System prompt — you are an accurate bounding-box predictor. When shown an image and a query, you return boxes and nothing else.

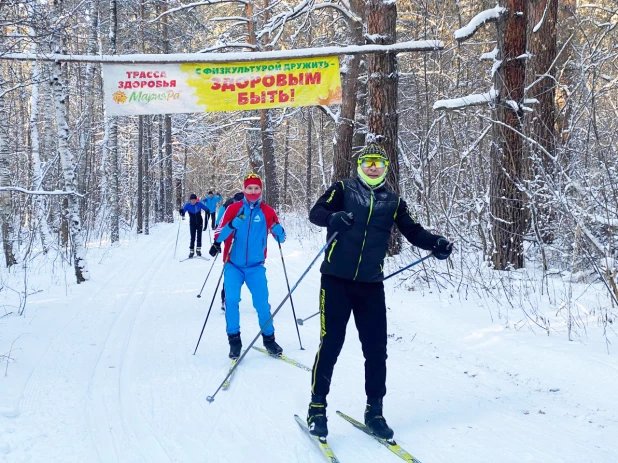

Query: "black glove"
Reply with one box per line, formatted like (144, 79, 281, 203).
(209, 242, 222, 257)
(327, 211, 354, 233)
(432, 236, 453, 260)
(178, 208, 183, 215)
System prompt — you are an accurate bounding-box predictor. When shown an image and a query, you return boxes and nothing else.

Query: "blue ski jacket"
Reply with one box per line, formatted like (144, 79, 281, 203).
(214, 198, 279, 267)
(181, 201, 209, 225)
(203, 194, 222, 213)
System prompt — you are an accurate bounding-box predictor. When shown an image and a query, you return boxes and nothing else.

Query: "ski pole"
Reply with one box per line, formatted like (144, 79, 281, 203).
(383, 253, 432, 281)
(197, 254, 218, 298)
(173, 215, 182, 259)
(296, 253, 433, 325)
(193, 264, 226, 355)
(206, 232, 338, 403)
(278, 241, 304, 350)
(296, 311, 319, 326)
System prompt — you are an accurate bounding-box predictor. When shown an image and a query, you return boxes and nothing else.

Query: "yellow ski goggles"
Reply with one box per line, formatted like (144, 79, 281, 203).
(358, 156, 389, 169)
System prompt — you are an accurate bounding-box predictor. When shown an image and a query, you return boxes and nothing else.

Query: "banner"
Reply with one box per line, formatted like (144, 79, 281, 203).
(102, 56, 342, 116)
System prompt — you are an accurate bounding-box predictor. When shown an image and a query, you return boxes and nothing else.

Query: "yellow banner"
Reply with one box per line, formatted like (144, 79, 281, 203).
(103, 56, 342, 116)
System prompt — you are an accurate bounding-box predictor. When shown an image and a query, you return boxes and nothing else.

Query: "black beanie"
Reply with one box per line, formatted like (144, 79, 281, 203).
(189, 194, 198, 200)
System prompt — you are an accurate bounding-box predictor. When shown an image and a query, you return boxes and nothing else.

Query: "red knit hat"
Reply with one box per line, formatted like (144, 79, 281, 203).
(244, 173, 262, 189)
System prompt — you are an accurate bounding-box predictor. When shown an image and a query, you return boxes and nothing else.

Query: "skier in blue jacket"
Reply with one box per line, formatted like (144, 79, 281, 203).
(203, 191, 222, 231)
(180, 194, 209, 258)
(216, 191, 244, 310)
(209, 174, 286, 359)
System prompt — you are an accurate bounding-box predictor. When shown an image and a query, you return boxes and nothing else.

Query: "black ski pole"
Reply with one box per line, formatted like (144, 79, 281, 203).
(296, 311, 319, 326)
(296, 252, 433, 325)
(206, 232, 338, 403)
(383, 253, 432, 281)
(278, 241, 304, 350)
(173, 215, 182, 259)
(193, 264, 226, 355)
(197, 255, 218, 298)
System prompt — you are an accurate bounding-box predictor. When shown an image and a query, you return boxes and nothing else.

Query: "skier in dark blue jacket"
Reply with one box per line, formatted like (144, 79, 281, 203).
(180, 194, 209, 258)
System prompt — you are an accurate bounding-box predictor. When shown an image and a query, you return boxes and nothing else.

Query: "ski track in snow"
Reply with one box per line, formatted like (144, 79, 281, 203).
(1, 221, 616, 462)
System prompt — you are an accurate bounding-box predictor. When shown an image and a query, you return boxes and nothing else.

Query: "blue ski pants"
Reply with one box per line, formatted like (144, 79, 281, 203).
(224, 262, 274, 336)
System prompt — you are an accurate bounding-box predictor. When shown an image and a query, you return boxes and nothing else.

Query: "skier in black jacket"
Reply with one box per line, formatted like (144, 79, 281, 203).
(180, 194, 209, 258)
(306, 143, 452, 440)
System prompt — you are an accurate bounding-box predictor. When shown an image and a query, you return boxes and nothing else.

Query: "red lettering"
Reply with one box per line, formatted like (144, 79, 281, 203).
(279, 90, 289, 102)
(156, 81, 163, 88)
(139, 71, 147, 78)
(125, 72, 132, 79)
(250, 77, 261, 88)
(161, 71, 167, 78)
(250, 92, 261, 104)
(238, 93, 248, 105)
(236, 78, 249, 89)
(221, 78, 236, 92)
(266, 90, 277, 103)
(288, 74, 299, 86)
(263, 75, 275, 88)
(211, 77, 221, 91)
(170, 80, 176, 87)
(148, 81, 155, 88)
(132, 71, 139, 78)
(305, 72, 321, 85)
(276, 74, 287, 87)
(118, 82, 124, 89)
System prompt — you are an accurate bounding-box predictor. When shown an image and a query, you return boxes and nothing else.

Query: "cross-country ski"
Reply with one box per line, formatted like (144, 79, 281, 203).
(294, 415, 341, 463)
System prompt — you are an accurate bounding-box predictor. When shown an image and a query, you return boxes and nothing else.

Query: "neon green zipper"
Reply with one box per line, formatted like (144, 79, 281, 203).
(354, 193, 374, 280)
(327, 239, 338, 262)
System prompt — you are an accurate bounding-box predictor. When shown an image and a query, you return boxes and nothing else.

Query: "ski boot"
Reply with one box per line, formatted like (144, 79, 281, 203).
(228, 332, 242, 359)
(364, 397, 394, 440)
(262, 333, 283, 356)
(307, 395, 328, 438)
(221, 300, 226, 311)
(188, 249, 194, 259)
(196, 247, 202, 257)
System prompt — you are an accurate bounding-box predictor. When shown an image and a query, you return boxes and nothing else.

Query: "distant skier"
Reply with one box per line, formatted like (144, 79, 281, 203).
(203, 191, 222, 231)
(216, 191, 244, 311)
(180, 193, 209, 258)
(305, 144, 453, 440)
(209, 174, 286, 359)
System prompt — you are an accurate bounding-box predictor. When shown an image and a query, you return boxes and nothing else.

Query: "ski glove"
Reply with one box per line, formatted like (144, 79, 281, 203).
(228, 216, 245, 230)
(327, 211, 354, 233)
(209, 242, 222, 257)
(271, 224, 286, 243)
(432, 237, 453, 260)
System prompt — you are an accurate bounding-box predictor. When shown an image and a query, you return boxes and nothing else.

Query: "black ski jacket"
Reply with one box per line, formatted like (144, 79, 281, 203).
(309, 178, 438, 282)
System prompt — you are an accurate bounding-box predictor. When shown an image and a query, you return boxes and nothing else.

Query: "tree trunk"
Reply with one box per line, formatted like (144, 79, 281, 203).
(137, 116, 144, 233)
(366, 0, 400, 253)
(332, 0, 364, 182)
(555, 0, 576, 147)
(490, 0, 529, 270)
(51, 16, 88, 282)
(527, 0, 558, 245)
(0, 92, 17, 267)
(306, 108, 313, 212)
(164, 114, 174, 222)
(282, 120, 290, 208)
(144, 116, 151, 234)
(107, 0, 120, 242)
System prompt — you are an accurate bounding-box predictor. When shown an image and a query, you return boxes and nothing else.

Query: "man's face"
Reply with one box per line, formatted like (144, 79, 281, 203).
(244, 185, 262, 195)
(190, 199, 197, 205)
(209, 193, 213, 197)
(360, 163, 386, 179)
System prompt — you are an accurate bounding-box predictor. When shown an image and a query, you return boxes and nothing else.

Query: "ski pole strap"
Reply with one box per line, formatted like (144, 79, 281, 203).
(206, 232, 338, 403)
(383, 253, 432, 281)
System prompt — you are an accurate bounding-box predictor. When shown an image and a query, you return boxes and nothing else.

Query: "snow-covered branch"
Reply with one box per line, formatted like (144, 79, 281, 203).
(454, 6, 507, 42)
(148, 0, 248, 24)
(197, 43, 257, 53)
(0, 187, 86, 197)
(433, 87, 498, 111)
(3, 41, 444, 64)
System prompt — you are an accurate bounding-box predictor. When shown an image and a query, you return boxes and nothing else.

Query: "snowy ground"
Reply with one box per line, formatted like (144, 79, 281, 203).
(1, 219, 616, 463)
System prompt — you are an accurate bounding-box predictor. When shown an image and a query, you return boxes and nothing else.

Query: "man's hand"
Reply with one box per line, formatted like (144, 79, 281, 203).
(229, 216, 245, 230)
(327, 212, 354, 233)
(432, 237, 453, 260)
(209, 242, 222, 257)
(271, 223, 286, 243)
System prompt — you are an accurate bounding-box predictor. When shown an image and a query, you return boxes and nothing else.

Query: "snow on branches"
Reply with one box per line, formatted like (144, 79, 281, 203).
(454, 5, 507, 42)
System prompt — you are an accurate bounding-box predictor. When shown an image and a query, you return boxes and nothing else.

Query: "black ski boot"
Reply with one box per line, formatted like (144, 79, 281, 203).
(196, 248, 202, 257)
(189, 249, 194, 259)
(307, 395, 328, 439)
(228, 333, 242, 359)
(262, 333, 283, 356)
(364, 397, 394, 440)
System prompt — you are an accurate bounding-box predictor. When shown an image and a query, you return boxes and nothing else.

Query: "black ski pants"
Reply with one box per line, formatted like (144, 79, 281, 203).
(205, 212, 216, 230)
(189, 219, 203, 250)
(311, 274, 388, 400)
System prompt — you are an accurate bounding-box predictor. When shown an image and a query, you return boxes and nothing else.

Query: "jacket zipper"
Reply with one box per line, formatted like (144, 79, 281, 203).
(245, 205, 255, 265)
(353, 191, 374, 280)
